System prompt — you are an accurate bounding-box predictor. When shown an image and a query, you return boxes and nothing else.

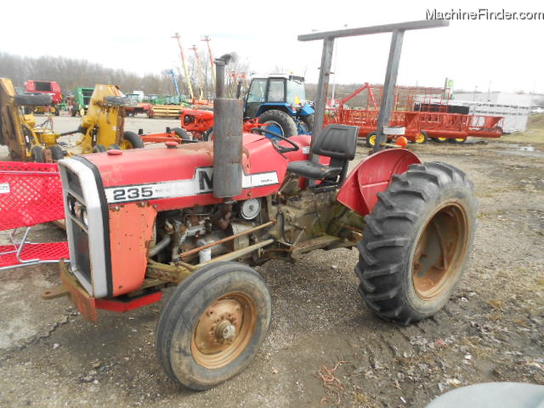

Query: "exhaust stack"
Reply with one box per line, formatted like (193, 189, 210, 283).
(212, 53, 243, 199)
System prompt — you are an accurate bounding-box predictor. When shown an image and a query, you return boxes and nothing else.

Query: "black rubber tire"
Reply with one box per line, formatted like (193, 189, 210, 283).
(49, 145, 65, 161)
(365, 132, 378, 148)
(172, 127, 192, 141)
(156, 261, 271, 391)
(122, 131, 144, 148)
(93, 144, 107, 153)
(452, 138, 467, 144)
(105, 95, 130, 106)
(15, 94, 52, 107)
(258, 110, 297, 137)
(355, 162, 477, 325)
(300, 114, 314, 133)
(202, 128, 213, 141)
(30, 145, 45, 162)
(431, 137, 448, 143)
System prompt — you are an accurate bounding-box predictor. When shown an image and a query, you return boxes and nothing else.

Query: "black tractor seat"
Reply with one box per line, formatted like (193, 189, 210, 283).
(287, 124, 358, 187)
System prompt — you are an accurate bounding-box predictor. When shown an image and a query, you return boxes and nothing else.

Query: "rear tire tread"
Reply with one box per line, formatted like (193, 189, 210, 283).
(355, 162, 477, 324)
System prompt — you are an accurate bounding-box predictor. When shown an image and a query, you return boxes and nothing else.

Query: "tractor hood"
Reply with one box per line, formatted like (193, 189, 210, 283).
(61, 133, 313, 211)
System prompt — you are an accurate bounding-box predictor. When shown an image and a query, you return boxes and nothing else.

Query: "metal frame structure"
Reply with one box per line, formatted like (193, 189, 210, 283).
(298, 19, 449, 154)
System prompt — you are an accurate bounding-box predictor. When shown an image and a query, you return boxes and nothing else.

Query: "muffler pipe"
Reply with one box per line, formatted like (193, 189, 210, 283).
(213, 53, 243, 199)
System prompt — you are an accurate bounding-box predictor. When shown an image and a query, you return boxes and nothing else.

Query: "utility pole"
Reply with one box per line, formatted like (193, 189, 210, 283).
(190, 45, 206, 100)
(172, 33, 194, 101)
(201, 35, 216, 91)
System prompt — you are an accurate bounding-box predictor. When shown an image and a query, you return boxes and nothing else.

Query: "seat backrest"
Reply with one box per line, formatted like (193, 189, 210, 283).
(311, 124, 358, 160)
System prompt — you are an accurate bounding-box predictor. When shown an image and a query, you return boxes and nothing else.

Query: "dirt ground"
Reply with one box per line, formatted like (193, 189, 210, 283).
(0, 115, 542, 408)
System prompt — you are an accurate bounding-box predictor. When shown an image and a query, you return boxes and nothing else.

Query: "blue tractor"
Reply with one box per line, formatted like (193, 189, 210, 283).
(243, 74, 314, 137)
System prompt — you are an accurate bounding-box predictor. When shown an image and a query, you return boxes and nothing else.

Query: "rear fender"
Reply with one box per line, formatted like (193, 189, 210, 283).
(297, 104, 315, 116)
(337, 149, 421, 216)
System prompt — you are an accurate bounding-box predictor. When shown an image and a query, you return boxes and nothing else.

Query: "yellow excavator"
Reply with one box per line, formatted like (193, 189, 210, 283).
(0, 78, 143, 162)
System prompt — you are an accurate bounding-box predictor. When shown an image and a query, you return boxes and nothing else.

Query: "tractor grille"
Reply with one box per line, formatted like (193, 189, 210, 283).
(69, 208, 91, 282)
(63, 168, 92, 285)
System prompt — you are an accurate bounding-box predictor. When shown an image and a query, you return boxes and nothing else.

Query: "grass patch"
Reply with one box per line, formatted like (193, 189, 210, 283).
(502, 114, 544, 145)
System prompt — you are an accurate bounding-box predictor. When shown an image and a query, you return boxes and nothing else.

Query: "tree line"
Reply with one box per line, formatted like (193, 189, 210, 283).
(0, 52, 187, 96)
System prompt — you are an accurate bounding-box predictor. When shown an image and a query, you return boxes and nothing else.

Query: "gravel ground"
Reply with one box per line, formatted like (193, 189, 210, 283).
(0, 116, 542, 407)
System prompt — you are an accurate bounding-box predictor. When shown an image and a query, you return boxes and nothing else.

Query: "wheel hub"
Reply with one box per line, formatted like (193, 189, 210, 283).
(216, 320, 236, 343)
(412, 203, 468, 299)
(192, 293, 257, 369)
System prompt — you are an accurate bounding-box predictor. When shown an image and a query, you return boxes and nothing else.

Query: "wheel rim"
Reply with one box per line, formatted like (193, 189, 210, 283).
(437, 137, 447, 142)
(415, 133, 426, 144)
(192, 292, 257, 369)
(454, 138, 465, 143)
(120, 140, 133, 149)
(368, 134, 377, 146)
(263, 121, 284, 139)
(412, 202, 469, 300)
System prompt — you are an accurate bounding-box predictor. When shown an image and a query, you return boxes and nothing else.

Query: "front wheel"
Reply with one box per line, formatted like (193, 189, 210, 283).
(355, 162, 477, 325)
(172, 127, 192, 141)
(121, 131, 144, 149)
(432, 137, 448, 143)
(49, 145, 65, 161)
(156, 262, 271, 390)
(30, 145, 45, 162)
(365, 132, 377, 148)
(412, 131, 428, 144)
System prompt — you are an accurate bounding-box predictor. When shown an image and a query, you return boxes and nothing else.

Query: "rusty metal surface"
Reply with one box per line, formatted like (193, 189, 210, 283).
(41, 285, 68, 300)
(146, 260, 193, 284)
(196, 239, 274, 267)
(179, 221, 275, 259)
(58, 261, 98, 322)
(191, 292, 257, 369)
(212, 98, 244, 198)
(412, 202, 469, 300)
(290, 235, 341, 257)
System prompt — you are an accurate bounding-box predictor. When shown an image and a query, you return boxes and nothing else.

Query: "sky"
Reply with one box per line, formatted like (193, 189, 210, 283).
(1, 0, 543, 93)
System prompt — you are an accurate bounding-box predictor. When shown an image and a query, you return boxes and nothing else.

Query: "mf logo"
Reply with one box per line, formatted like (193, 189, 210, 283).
(197, 168, 213, 193)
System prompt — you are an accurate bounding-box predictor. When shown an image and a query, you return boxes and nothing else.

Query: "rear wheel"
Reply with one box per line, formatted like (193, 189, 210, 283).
(121, 131, 144, 149)
(432, 137, 448, 143)
(93, 144, 107, 153)
(156, 262, 271, 390)
(453, 138, 467, 144)
(300, 114, 314, 134)
(412, 131, 428, 144)
(30, 145, 45, 162)
(355, 162, 477, 324)
(258, 110, 297, 138)
(49, 145, 65, 161)
(366, 132, 377, 148)
(172, 127, 192, 141)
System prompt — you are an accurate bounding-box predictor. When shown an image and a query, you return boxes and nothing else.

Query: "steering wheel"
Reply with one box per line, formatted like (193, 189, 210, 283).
(252, 127, 299, 153)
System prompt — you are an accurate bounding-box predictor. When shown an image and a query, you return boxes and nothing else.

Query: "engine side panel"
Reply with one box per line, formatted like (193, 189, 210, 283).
(109, 203, 157, 296)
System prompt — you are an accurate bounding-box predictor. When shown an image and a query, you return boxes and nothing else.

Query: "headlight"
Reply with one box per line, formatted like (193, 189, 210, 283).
(81, 208, 88, 226)
(68, 196, 76, 215)
(74, 201, 83, 219)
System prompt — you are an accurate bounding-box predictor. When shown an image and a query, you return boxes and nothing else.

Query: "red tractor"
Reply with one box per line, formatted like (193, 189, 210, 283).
(53, 21, 476, 391)
(24, 80, 63, 115)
